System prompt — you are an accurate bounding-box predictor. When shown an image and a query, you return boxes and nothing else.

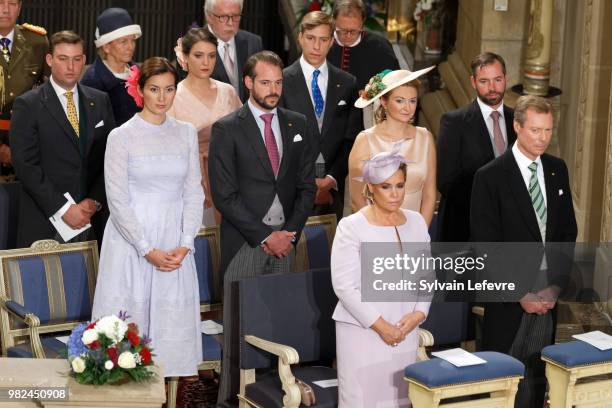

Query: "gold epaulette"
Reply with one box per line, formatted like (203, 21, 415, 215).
(20, 23, 47, 36)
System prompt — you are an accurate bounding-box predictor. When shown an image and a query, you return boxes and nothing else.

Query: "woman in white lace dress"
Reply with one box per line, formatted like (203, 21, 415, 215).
(92, 57, 204, 377)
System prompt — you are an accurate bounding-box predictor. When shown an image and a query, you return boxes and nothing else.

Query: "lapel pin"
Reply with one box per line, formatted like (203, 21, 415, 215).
(288, 122, 293, 127)
(551, 172, 555, 176)
(90, 102, 95, 106)
(336, 84, 340, 87)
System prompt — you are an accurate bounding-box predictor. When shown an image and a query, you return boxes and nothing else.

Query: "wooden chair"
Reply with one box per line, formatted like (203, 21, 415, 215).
(167, 225, 222, 408)
(292, 214, 337, 272)
(0, 239, 98, 358)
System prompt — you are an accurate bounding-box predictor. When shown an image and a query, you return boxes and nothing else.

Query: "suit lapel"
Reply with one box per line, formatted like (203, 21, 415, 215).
(238, 105, 275, 179)
(41, 82, 79, 149)
(8, 26, 26, 73)
(467, 100, 495, 161)
(504, 105, 517, 147)
(542, 155, 559, 241)
(502, 150, 542, 241)
(276, 109, 293, 180)
(286, 62, 319, 133)
(78, 84, 96, 156)
(234, 31, 248, 78)
(321, 65, 341, 137)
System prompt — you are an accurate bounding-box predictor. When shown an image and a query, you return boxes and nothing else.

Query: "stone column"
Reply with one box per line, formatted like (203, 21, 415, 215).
(523, 0, 554, 95)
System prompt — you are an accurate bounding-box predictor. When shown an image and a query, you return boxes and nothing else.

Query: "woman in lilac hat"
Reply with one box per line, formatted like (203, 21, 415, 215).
(331, 147, 431, 407)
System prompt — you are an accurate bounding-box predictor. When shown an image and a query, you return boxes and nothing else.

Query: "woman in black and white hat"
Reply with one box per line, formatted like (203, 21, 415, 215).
(81, 7, 142, 125)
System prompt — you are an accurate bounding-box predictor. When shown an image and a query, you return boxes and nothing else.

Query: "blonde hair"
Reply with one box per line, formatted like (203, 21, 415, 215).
(374, 80, 421, 124)
(361, 163, 408, 204)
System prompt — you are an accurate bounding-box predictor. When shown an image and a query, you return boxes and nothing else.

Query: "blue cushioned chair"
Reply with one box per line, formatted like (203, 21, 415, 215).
(404, 351, 524, 407)
(0, 239, 98, 358)
(542, 340, 612, 408)
(292, 214, 337, 272)
(167, 225, 222, 408)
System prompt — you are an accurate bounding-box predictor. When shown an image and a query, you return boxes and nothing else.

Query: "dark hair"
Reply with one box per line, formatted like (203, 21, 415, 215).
(49, 30, 84, 55)
(333, 0, 366, 19)
(243, 50, 284, 80)
(300, 11, 334, 34)
(470, 52, 506, 76)
(138, 57, 179, 89)
(514, 95, 553, 127)
(181, 27, 218, 55)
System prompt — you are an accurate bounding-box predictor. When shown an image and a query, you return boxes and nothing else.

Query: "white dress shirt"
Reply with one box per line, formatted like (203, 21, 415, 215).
(50, 76, 81, 219)
(299, 55, 328, 107)
(477, 97, 507, 152)
(0, 29, 15, 52)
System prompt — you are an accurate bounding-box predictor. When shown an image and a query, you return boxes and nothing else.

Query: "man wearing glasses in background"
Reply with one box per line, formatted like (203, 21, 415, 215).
(327, 0, 399, 93)
(204, 0, 262, 102)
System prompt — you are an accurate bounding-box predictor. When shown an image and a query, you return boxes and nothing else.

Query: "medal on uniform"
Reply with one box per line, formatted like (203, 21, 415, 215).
(0, 39, 9, 63)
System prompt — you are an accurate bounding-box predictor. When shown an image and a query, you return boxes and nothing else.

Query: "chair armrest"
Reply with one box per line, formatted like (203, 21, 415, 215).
(417, 328, 434, 361)
(0, 296, 45, 358)
(244, 335, 301, 408)
(472, 306, 485, 317)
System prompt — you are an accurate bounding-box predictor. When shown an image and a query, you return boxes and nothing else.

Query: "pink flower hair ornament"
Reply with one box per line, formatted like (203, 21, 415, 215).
(125, 64, 143, 108)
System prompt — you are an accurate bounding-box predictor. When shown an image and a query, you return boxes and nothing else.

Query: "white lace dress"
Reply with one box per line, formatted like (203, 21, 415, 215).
(92, 114, 204, 377)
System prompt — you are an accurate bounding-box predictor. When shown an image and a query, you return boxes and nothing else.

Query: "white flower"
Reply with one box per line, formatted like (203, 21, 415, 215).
(95, 315, 128, 344)
(71, 357, 86, 373)
(104, 360, 114, 370)
(117, 351, 136, 369)
(81, 329, 99, 345)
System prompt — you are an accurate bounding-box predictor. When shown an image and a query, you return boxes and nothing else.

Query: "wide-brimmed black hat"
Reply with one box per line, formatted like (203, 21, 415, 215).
(95, 8, 141, 47)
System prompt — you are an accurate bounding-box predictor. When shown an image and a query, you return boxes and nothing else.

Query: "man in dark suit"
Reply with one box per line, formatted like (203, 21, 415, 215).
(471, 95, 577, 407)
(281, 11, 361, 219)
(204, 0, 263, 102)
(10, 31, 115, 248)
(209, 50, 316, 407)
(436, 52, 517, 242)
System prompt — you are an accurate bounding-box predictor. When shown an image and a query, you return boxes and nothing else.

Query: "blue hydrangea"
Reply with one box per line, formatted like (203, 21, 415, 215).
(67, 323, 89, 357)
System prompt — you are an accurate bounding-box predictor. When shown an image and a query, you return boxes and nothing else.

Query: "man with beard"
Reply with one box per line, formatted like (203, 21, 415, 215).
(436, 52, 517, 242)
(208, 50, 316, 407)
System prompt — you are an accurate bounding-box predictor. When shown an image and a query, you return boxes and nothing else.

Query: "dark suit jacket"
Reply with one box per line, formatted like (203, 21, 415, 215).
(281, 60, 361, 192)
(10, 81, 116, 247)
(208, 104, 316, 273)
(211, 29, 263, 102)
(436, 100, 517, 242)
(470, 150, 578, 353)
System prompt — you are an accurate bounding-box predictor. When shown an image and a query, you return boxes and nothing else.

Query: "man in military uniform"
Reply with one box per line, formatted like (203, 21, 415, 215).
(0, 0, 49, 175)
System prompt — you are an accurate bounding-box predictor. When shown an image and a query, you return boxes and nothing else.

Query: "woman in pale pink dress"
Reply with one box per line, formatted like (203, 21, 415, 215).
(168, 27, 242, 225)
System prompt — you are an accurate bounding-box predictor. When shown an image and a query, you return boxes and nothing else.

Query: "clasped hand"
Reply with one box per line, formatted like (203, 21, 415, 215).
(520, 287, 558, 315)
(314, 177, 334, 205)
(261, 230, 295, 258)
(371, 311, 425, 346)
(62, 198, 97, 229)
(145, 247, 189, 272)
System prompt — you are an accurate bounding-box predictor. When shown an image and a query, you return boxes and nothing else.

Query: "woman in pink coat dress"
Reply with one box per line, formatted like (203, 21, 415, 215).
(331, 149, 431, 407)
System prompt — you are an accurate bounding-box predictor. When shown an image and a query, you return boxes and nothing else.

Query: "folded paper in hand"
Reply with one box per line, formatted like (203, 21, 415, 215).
(431, 348, 487, 367)
(49, 192, 91, 242)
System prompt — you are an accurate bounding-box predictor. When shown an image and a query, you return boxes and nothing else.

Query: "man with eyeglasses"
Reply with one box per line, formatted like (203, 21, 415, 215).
(0, 0, 49, 177)
(204, 0, 262, 102)
(327, 0, 399, 92)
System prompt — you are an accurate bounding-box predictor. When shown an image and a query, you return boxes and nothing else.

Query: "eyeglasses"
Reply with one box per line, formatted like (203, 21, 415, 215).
(335, 28, 362, 37)
(210, 13, 242, 24)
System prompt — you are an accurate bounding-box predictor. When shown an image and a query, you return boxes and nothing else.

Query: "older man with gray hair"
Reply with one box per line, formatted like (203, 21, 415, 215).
(204, 0, 262, 101)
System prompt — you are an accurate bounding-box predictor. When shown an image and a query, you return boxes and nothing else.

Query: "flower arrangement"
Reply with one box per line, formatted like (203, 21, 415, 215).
(413, 0, 444, 54)
(125, 65, 143, 108)
(359, 69, 392, 100)
(299, 0, 387, 31)
(67, 312, 155, 385)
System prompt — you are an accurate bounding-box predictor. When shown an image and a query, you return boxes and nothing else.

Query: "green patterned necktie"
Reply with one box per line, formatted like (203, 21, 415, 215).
(528, 162, 547, 225)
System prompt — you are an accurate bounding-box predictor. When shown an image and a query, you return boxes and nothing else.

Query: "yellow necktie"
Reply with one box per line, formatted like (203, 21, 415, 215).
(65, 91, 79, 137)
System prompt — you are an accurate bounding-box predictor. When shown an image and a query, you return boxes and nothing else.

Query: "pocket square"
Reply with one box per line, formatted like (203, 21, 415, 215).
(293, 134, 303, 142)
(337, 100, 347, 106)
(95, 120, 104, 128)
(558, 189, 564, 196)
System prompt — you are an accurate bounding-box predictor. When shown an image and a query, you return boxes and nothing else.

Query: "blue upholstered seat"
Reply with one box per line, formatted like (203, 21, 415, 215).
(542, 340, 612, 368)
(294, 214, 336, 272)
(404, 352, 524, 388)
(202, 332, 222, 361)
(7, 336, 66, 358)
(193, 226, 221, 309)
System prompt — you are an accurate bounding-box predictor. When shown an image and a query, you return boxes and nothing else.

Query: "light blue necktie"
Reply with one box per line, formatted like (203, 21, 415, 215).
(312, 69, 324, 118)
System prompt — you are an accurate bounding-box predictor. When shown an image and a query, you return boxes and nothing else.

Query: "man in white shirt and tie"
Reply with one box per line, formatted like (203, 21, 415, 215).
(203, 0, 262, 102)
(9, 30, 115, 247)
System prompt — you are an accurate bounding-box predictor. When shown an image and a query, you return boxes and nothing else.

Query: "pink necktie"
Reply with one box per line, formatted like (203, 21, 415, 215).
(490, 111, 506, 156)
(223, 42, 236, 86)
(260, 113, 280, 175)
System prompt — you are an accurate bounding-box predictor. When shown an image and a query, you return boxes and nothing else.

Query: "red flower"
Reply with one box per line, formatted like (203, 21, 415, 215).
(125, 65, 143, 108)
(127, 330, 140, 347)
(127, 323, 139, 335)
(89, 341, 101, 350)
(107, 347, 118, 364)
(308, 1, 321, 11)
(139, 347, 152, 365)
(86, 321, 96, 330)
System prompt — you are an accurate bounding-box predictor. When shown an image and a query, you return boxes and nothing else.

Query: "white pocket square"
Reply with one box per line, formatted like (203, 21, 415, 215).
(558, 189, 564, 196)
(95, 120, 104, 128)
(338, 100, 347, 106)
(293, 134, 303, 142)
